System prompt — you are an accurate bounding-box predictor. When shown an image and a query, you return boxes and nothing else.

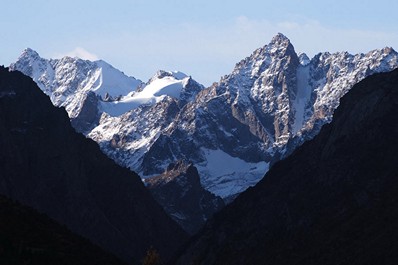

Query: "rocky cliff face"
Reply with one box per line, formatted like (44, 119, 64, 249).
(174, 68, 398, 265)
(145, 161, 224, 234)
(0, 66, 187, 263)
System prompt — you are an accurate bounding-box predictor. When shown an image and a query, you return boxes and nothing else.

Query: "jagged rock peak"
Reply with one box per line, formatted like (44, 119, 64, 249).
(298, 52, 310, 66)
(10, 48, 49, 81)
(256, 33, 295, 56)
(265, 33, 297, 57)
(270, 32, 291, 45)
(20, 47, 40, 58)
(382, 46, 397, 54)
(149, 70, 188, 82)
(12, 48, 43, 67)
(233, 33, 298, 73)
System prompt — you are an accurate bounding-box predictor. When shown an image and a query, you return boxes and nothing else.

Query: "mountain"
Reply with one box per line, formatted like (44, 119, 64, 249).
(10, 51, 216, 232)
(145, 161, 224, 234)
(88, 70, 205, 173)
(0, 66, 188, 263)
(10, 34, 398, 202)
(137, 33, 398, 200)
(9, 48, 143, 134)
(174, 68, 398, 264)
(0, 195, 124, 265)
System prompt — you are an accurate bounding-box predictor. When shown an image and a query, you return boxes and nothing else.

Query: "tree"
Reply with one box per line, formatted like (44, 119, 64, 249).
(141, 246, 161, 265)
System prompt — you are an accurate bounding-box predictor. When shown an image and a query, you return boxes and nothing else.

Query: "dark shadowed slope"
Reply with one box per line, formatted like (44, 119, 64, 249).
(175, 69, 398, 265)
(0, 66, 188, 263)
(0, 195, 124, 265)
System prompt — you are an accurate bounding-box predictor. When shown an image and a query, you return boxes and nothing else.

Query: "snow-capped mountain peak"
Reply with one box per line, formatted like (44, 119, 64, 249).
(266, 32, 296, 56)
(11, 48, 142, 105)
(100, 69, 202, 117)
(12, 48, 52, 87)
(269, 32, 291, 46)
(10, 49, 144, 133)
(140, 72, 187, 99)
(21, 47, 40, 58)
(231, 33, 298, 82)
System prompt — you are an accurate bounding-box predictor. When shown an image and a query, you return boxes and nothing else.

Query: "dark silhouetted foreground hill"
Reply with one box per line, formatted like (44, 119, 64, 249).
(0, 195, 124, 265)
(175, 69, 398, 265)
(0, 66, 188, 263)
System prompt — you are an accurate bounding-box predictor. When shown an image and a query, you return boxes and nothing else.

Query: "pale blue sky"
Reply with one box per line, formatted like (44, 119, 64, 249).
(1, 0, 397, 85)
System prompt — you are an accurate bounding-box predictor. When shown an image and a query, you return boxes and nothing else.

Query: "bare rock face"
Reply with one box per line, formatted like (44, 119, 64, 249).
(174, 69, 398, 265)
(0, 67, 188, 263)
(70, 91, 101, 134)
(145, 161, 224, 234)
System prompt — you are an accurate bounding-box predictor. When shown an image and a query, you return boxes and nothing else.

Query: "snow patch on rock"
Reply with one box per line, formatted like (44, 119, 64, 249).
(197, 149, 269, 198)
